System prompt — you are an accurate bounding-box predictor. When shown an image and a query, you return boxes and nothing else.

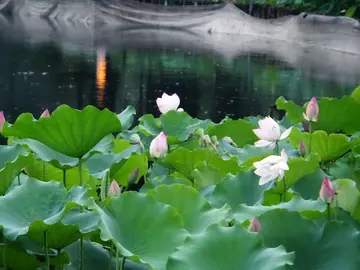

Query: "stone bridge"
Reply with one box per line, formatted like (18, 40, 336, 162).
(0, 0, 360, 55)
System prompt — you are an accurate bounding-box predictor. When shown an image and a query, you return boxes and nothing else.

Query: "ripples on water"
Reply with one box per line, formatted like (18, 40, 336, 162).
(0, 33, 359, 124)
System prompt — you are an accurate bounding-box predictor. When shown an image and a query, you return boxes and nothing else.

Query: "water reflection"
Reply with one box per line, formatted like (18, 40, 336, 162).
(0, 33, 359, 124)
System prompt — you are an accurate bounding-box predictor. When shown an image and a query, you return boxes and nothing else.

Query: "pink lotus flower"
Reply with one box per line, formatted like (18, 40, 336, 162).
(298, 140, 306, 157)
(40, 109, 50, 118)
(249, 217, 261, 232)
(149, 131, 168, 158)
(156, 93, 183, 114)
(303, 97, 319, 122)
(319, 176, 335, 203)
(109, 180, 121, 196)
(0, 111, 4, 132)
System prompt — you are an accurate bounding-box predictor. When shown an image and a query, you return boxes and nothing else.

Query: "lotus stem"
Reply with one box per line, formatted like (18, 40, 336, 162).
(17, 173, 20, 186)
(275, 141, 280, 155)
(43, 162, 47, 181)
(63, 170, 67, 188)
(107, 243, 114, 270)
(80, 237, 84, 270)
(309, 122, 312, 154)
(79, 159, 83, 186)
(282, 177, 287, 202)
(120, 256, 126, 270)
(44, 231, 50, 270)
(3, 236, 7, 270)
(57, 249, 61, 270)
(327, 203, 331, 221)
(116, 247, 119, 270)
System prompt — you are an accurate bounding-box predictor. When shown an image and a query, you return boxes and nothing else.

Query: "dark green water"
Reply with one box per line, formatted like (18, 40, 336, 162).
(0, 34, 359, 123)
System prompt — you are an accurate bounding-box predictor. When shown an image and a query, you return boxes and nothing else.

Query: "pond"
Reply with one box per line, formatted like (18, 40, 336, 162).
(0, 30, 359, 124)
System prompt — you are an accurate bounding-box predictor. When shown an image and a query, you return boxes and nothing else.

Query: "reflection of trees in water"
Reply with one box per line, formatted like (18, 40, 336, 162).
(0, 39, 356, 123)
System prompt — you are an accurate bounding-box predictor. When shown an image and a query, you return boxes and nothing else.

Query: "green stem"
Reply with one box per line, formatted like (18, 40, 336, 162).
(120, 256, 126, 270)
(107, 243, 114, 270)
(63, 170, 67, 188)
(78, 158, 84, 270)
(282, 177, 287, 202)
(79, 159, 83, 186)
(56, 249, 61, 270)
(327, 203, 331, 221)
(3, 236, 7, 270)
(44, 231, 50, 270)
(17, 173, 20, 186)
(116, 247, 119, 270)
(43, 162, 47, 181)
(79, 237, 84, 270)
(309, 122, 312, 154)
(275, 141, 280, 155)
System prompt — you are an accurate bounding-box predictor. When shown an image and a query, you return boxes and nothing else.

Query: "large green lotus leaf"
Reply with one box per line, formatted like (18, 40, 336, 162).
(210, 171, 272, 210)
(275, 96, 304, 124)
(25, 209, 100, 249)
(191, 162, 224, 189)
(0, 178, 91, 242)
(259, 210, 360, 269)
(332, 179, 360, 216)
(85, 144, 142, 179)
(2, 105, 121, 158)
(147, 184, 229, 234)
(110, 154, 148, 186)
(233, 196, 326, 222)
(13, 138, 79, 170)
(160, 111, 212, 143)
(95, 192, 188, 270)
(272, 154, 320, 194)
(276, 96, 360, 134)
(166, 223, 294, 270)
(206, 118, 257, 148)
(0, 144, 32, 195)
(117, 105, 136, 130)
(140, 174, 192, 193)
(64, 240, 148, 270)
(163, 148, 241, 180)
(289, 128, 351, 162)
(24, 158, 96, 191)
(351, 86, 360, 103)
(137, 111, 211, 144)
(329, 155, 359, 183)
(292, 168, 327, 200)
(0, 245, 40, 270)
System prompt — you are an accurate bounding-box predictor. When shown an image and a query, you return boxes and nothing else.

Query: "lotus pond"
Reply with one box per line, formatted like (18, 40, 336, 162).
(0, 85, 360, 269)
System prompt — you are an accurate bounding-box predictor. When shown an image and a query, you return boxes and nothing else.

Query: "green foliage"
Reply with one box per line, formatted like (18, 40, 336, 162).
(0, 91, 359, 269)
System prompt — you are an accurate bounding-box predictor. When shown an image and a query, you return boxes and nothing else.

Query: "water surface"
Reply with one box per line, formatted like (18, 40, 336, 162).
(0, 31, 359, 124)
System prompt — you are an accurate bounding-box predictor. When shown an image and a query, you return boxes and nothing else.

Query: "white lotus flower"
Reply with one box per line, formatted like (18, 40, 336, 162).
(253, 116, 293, 149)
(253, 149, 289, 185)
(156, 93, 183, 114)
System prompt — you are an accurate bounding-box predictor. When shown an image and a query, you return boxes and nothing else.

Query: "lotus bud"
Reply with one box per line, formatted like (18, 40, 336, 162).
(128, 168, 139, 186)
(202, 134, 212, 145)
(303, 97, 319, 122)
(40, 109, 50, 118)
(210, 135, 218, 146)
(149, 131, 168, 158)
(298, 140, 306, 157)
(249, 217, 261, 232)
(129, 134, 142, 145)
(196, 128, 205, 137)
(0, 111, 5, 132)
(319, 176, 335, 203)
(109, 180, 121, 197)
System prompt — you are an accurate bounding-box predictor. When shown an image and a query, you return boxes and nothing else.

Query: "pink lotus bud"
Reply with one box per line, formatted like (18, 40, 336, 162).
(40, 109, 50, 118)
(149, 131, 168, 158)
(298, 140, 306, 157)
(319, 176, 335, 203)
(303, 97, 319, 122)
(128, 168, 139, 186)
(0, 111, 5, 132)
(109, 180, 121, 196)
(249, 217, 261, 232)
